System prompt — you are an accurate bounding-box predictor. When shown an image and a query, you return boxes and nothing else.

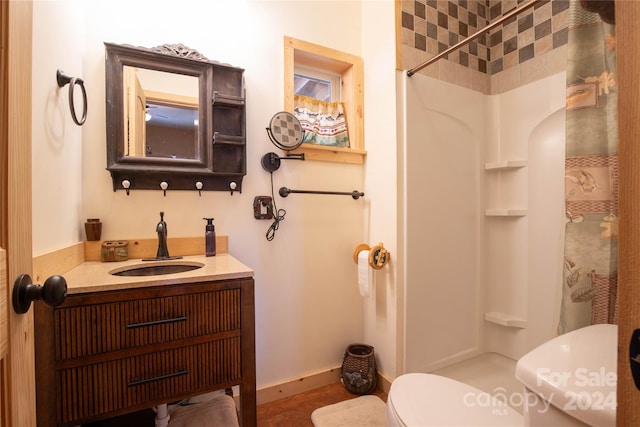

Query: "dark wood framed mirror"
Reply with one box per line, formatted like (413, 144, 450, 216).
(105, 42, 246, 193)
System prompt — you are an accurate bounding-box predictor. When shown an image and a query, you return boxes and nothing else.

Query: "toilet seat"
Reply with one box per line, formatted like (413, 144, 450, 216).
(387, 373, 523, 426)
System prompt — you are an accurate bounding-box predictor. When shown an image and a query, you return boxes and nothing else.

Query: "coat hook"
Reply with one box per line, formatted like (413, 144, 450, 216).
(160, 181, 169, 196)
(122, 179, 131, 196)
(56, 69, 87, 126)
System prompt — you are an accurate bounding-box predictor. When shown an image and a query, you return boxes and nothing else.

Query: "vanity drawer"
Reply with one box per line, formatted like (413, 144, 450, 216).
(56, 336, 242, 426)
(36, 277, 256, 427)
(54, 287, 241, 360)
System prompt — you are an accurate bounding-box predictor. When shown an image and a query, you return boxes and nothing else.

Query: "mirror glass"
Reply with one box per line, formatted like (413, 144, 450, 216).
(122, 66, 199, 159)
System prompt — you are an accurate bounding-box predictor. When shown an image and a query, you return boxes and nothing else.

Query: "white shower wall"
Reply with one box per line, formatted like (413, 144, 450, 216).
(400, 71, 566, 373)
(483, 72, 566, 360)
(401, 74, 484, 373)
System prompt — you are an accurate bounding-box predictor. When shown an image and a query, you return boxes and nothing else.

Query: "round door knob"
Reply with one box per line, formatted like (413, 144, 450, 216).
(12, 274, 67, 314)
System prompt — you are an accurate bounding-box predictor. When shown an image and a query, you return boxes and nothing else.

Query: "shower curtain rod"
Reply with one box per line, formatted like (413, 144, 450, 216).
(407, 0, 539, 77)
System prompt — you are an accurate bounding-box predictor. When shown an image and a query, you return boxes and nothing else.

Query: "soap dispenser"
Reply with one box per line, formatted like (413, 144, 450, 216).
(203, 218, 216, 256)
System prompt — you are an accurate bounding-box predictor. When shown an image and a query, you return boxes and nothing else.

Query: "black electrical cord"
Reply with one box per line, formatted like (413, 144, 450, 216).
(266, 172, 286, 241)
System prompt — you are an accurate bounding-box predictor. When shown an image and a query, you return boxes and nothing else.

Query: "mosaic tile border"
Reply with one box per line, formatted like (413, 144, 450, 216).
(401, 0, 570, 76)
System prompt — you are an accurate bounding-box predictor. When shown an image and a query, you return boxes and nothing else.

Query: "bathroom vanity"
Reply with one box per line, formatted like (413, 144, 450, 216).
(33, 254, 255, 427)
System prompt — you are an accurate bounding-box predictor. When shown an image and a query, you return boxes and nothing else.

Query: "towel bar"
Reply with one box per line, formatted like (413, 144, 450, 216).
(279, 187, 364, 199)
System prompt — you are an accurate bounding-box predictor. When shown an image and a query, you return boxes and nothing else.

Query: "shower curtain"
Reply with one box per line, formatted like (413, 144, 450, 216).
(558, 0, 617, 335)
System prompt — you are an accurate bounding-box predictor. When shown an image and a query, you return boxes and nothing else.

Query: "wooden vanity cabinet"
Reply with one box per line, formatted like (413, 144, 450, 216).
(34, 278, 256, 427)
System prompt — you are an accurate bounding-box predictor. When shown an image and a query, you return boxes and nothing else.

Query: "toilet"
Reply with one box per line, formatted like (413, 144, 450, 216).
(387, 324, 616, 426)
(386, 373, 523, 426)
(515, 324, 617, 426)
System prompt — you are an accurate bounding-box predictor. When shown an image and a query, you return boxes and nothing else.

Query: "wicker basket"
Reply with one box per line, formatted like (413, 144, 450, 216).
(341, 343, 377, 394)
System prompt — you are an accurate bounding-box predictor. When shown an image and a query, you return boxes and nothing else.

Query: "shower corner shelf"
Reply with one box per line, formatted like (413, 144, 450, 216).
(484, 209, 528, 217)
(484, 312, 526, 329)
(484, 160, 527, 170)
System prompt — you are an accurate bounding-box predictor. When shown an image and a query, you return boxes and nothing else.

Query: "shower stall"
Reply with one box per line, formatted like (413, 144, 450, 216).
(399, 70, 567, 373)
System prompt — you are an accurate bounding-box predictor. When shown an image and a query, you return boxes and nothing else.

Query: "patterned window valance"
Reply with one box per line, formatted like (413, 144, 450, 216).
(293, 94, 350, 148)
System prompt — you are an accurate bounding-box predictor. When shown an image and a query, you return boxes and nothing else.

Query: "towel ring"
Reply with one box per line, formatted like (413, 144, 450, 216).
(57, 70, 87, 126)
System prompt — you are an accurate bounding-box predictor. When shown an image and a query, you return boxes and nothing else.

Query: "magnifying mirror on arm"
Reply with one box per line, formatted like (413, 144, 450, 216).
(261, 111, 305, 172)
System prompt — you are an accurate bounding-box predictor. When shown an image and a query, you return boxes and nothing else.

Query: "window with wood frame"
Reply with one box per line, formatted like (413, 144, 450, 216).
(284, 36, 365, 164)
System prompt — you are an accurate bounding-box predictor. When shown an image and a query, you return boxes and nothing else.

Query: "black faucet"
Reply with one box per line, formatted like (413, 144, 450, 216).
(143, 211, 181, 261)
(156, 211, 170, 258)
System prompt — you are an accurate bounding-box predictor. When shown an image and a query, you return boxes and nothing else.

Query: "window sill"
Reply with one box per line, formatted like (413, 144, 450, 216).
(290, 143, 367, 165)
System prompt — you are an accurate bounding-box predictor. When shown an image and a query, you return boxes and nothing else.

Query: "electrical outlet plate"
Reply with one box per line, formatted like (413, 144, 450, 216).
(253, 196, 273, 219)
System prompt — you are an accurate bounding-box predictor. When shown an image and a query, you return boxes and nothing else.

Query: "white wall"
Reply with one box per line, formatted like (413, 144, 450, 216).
(32, 0, 85, 253)
(361, 0, 399, 380)
(31, 0, 400, 390)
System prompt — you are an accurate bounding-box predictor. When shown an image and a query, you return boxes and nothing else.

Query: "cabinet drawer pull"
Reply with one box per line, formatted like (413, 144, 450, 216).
(127, 369, 188, 387)
(126, 316, 188, 329)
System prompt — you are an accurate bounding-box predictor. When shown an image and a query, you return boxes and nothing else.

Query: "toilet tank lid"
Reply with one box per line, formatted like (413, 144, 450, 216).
(515, 324, 616, 426)
(388, 373, 523, 426)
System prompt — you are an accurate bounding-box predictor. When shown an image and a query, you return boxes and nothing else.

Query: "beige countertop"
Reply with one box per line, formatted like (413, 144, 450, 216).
(62, 253, 254, 294)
